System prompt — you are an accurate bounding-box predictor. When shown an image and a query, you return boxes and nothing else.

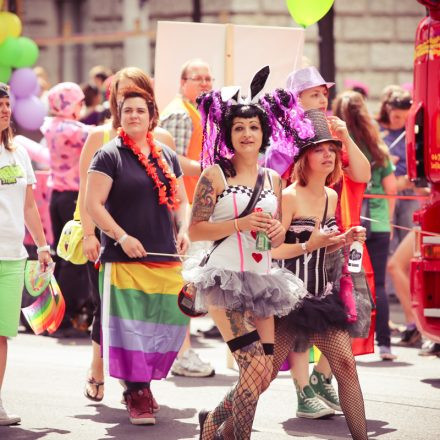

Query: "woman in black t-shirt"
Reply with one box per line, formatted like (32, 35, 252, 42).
(86, 85, 190, 426)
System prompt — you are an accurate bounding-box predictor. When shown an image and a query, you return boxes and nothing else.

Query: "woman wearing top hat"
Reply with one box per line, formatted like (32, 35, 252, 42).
(264, 66, 372, 421)
(272, 109, 369, 440)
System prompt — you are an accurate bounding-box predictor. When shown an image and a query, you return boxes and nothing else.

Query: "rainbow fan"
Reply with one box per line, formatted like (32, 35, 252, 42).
(22, 276, 65, 335)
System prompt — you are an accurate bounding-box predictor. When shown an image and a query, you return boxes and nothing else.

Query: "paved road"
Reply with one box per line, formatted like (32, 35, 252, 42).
(1, 310, 439, 440)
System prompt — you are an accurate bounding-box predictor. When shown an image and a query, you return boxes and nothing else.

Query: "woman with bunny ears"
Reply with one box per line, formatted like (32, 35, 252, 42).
(186, 67, 310, 440)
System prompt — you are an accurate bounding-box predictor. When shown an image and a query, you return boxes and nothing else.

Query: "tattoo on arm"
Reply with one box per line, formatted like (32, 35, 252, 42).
(190, 174, 216, 224)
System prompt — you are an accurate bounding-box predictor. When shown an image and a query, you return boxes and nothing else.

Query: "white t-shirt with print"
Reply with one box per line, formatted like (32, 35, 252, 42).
(0, 142, 36, 260)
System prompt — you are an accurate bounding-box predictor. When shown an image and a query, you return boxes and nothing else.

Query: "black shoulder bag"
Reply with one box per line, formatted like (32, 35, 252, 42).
(178, 167, 266, 317)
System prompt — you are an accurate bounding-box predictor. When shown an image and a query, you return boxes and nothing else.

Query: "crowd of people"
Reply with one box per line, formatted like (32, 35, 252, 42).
(0, 57, 437, 439)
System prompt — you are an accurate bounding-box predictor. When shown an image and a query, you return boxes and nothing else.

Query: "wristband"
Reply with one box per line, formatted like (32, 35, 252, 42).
(114, 233, 128, 246)
(234, 218, 241, 233)
(37, 245, 51, 254)
(300, 242, 310, 254)
(83, 234, 95, 241)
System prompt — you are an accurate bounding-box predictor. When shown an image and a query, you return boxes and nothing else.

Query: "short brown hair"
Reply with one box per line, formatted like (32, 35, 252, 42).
(109, 67, 158, 130)
(118, 85, 156, 127)
(293, 144, 342, 187)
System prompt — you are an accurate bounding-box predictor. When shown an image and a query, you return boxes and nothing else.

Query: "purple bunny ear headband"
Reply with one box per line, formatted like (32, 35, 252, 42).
(197, 66, 315, 170)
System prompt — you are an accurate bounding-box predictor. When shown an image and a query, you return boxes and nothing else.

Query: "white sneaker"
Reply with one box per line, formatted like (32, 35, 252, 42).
(171, 349, 215, 377)
(0, 398, 20, 426)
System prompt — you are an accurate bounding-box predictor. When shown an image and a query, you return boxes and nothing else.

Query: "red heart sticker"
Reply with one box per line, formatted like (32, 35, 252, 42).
(251, 231, 257, 240)
(252, 253, 263, 263)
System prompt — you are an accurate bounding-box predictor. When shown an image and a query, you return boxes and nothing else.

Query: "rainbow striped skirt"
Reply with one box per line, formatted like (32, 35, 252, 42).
(100, 261, 189, 382)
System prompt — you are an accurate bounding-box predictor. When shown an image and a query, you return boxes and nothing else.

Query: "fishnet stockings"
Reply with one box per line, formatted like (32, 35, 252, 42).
(312, 329, 368, 440)
(216, 318, 368, 440)
(201, 342, 272, 440)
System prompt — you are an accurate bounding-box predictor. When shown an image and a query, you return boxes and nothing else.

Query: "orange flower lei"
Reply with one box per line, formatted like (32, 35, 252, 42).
(118, 128, 180, 211)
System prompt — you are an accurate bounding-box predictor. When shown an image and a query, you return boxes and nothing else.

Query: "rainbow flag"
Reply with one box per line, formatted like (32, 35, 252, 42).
(22, 276, 65, 335)
(100, 261, 189, 382)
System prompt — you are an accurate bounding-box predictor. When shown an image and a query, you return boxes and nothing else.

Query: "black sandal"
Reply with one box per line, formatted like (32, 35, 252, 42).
(84, 377, 104, 402)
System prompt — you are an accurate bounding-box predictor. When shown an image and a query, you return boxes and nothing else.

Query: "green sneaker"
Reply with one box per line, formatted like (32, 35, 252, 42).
(295, 381, 335, 419)
(309, 368, 342, 411)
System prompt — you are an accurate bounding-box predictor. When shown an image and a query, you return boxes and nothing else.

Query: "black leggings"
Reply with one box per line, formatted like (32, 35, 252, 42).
(365, 231, 391, 347)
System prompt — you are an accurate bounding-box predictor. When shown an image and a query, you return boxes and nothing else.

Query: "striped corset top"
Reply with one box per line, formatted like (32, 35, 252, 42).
(284, 217, 338, 296)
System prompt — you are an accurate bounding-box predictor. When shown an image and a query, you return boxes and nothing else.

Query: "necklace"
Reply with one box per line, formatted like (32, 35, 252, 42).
(118, 128, 180, 211)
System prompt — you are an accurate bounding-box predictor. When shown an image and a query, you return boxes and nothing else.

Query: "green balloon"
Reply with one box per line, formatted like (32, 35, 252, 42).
(12, 37, 39, 68)
(0, 64, 11, 82)
(0, 36, 21, 67)
(286, 0, 334, 28)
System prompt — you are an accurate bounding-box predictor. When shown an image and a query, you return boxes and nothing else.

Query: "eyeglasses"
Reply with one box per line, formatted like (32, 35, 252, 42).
(184, 76, 214, 84)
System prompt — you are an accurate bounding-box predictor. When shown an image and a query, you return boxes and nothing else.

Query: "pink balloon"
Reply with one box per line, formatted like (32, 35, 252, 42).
(13, 95, 46, 130)
(9, 67, 38, 98)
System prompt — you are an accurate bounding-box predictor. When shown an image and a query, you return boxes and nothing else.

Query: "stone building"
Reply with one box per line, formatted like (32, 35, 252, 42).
(18, 0, 425, 109)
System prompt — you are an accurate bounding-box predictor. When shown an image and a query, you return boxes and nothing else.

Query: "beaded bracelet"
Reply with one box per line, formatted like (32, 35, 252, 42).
(36, 245, 51, 254)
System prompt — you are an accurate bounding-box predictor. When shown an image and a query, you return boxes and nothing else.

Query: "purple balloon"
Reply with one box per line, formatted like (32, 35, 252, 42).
(9, 68, 38, 99)
(13, 95, 47, 130)
(31, 81, 41, 97)
(9, 92, 16, 110)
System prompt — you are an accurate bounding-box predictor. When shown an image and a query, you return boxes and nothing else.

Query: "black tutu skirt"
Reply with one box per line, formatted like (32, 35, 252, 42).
(286, 285, 349, 352)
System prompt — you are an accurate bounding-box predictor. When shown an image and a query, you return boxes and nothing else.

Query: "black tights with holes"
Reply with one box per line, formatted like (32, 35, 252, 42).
(201, 339, 273, 440)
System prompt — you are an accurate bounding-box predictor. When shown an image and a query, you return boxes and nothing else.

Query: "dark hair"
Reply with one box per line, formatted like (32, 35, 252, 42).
(118, 85, 156, 130)
(81, 83, 100, 107)
(109, 67, 158, 130)
(352, 86, 368, 99)
(0, 83, 13, 151)
(376, 87, 412, 125)
(216, 104, 271, 177)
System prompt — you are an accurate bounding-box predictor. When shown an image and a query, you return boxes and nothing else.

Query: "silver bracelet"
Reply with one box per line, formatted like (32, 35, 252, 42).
(114, 233, 128, 246)
(300, 242, 309, 254)
(37, 245, 51, 254)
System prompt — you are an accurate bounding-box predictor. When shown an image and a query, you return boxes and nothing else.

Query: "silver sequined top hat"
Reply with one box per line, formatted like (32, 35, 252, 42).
(286, 66, 334, 94)
(294, 109, 342, 161)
